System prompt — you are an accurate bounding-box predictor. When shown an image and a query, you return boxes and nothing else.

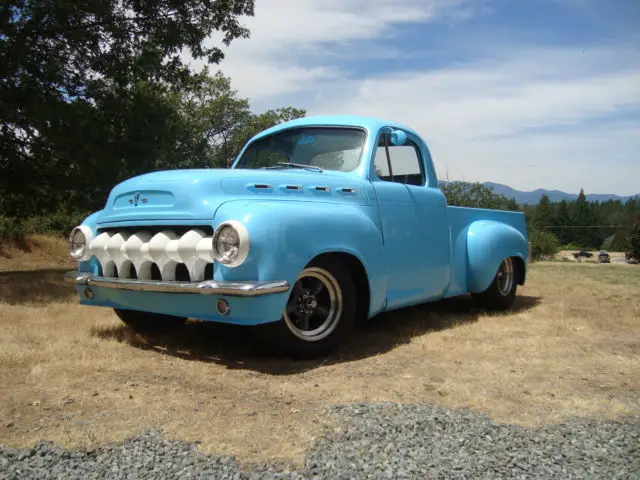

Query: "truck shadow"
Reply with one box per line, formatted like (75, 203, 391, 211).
(92, 294, 541, 375)
(0, 268, 76, 305)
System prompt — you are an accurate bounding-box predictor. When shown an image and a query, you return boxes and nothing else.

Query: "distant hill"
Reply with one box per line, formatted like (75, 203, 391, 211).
(481, 182, 638, 205)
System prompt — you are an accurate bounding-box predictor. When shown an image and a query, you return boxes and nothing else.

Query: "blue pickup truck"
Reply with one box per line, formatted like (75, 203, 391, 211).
(65, 115, 529, 358)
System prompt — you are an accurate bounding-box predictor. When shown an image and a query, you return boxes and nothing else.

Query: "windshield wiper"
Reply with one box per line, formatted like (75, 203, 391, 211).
(263, 162, 323, 173)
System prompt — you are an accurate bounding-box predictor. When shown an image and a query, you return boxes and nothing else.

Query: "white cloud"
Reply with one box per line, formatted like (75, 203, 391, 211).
(184, 0, 640, 195)
(187, 0, 471, 100)
(433, 120, 640, 194)
(309, 45, 640, 194)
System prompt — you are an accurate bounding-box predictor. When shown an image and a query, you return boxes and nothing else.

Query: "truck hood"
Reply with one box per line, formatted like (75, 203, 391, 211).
(96, 168, 370, 225)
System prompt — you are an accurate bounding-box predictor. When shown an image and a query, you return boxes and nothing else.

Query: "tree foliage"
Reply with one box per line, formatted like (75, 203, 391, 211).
(0, 0, 308, 219)
(528, 228, 560, 260)
(440, 181, 520, 211)
(522, 193, 640, 251)
(0, 0, 256, 216)
(628, 222, 640, 259)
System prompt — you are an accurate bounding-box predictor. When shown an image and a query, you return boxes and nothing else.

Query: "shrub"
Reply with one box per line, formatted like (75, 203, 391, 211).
(601, 232, 629, 252)
(1, 210, 90, 241)
(627, 222, 640, 259)
(529, 228, 560, 260)
(0, 216, 24, 240)
(20, 211, 90, 237)
(559, 243, 583, 251)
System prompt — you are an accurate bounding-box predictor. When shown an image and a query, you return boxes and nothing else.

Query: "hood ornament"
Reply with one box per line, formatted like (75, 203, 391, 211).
(128, 192, 148, 206)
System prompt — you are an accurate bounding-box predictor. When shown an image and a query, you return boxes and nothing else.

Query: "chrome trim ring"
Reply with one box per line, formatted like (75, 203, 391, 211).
(283, 267, 343, 342)
(496, 257, 515, 296)
(212, 220, 250, 268)
(69, 225, 94, 261)
(63, 271, 288, 297)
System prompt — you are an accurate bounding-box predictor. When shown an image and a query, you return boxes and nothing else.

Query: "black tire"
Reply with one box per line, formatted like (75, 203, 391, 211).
(255, 257, 357, 359)
(472, 257, 518, 311)
(114, 308, 187, 334)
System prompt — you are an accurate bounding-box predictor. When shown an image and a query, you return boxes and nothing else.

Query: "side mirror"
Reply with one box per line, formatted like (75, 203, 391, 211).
(389, 129, 407, 146)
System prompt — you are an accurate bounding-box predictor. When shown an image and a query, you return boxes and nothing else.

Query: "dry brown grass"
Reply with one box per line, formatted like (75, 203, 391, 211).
(1, 238, 639, 467)
(0, 235, 74, 273)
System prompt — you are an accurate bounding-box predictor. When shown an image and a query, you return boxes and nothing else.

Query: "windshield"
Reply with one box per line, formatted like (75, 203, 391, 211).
(234, 127, 366, 172)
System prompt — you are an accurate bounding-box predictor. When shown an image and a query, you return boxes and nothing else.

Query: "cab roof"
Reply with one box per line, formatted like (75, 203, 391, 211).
(252, 115, 423, 142)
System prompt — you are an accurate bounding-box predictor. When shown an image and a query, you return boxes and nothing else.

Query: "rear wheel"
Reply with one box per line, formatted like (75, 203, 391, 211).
(472, 257, 518, 310)
(256, 258, 356, 359)
(114, 308, 187, 334)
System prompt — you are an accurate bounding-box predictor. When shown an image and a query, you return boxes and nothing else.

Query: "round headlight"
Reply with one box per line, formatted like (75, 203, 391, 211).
(212, 220, 250, 267)
(69, 226, 94, 261)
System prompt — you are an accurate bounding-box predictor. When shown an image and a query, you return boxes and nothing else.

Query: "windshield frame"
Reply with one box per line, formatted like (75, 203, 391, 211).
(231, 125, 368, 173)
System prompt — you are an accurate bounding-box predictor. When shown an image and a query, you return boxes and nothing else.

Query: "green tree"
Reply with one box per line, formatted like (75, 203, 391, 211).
(570, 189, 599, 248)
(221, 107, 307, 167)
(440, 182, 520, 211)
(179, 70, 306, 167)
(531, 194, 554, 230)
(179, 68, 253, 168)
(1, 0, 255, 216)
(528, 228, 560, 260)
(554, 199, 573, 245)
(628, 221, 640, 259)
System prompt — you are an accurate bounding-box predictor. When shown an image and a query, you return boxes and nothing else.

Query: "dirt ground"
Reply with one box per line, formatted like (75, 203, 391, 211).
(1, 237, 639, 466)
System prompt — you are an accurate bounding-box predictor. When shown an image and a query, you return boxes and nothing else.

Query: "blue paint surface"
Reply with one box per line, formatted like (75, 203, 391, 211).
(76, 286, 289, 325)
(72, 115, 529, 325)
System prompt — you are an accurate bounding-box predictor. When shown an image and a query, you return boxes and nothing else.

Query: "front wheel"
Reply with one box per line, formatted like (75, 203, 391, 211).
(472, 257, 518, 311)
(114, 308, 188, 334)
(256, 258, 356, 359)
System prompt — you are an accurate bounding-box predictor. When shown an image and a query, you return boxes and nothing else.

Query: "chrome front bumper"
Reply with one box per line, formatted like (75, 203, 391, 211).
(64, 271, 290, 297)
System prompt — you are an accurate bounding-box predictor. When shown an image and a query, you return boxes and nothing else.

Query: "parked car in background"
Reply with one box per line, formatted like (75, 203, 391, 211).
(598, 250, 611, 263)
(65, 115, 529, 358)
(573, 250, 594, 259)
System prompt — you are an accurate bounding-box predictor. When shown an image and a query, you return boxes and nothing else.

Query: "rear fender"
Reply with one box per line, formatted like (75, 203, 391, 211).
(466, 220, 528, 294)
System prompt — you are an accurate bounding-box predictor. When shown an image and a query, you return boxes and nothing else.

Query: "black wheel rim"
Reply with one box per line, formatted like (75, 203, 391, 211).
(283, 267, 342, 342)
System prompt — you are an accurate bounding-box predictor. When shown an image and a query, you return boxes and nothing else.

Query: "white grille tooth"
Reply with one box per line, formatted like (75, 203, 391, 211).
(105, 232, 132, 278)
(124, 232, 153, 280)
(177, 230, 209, 281)
(136, 262, 153, 280)
(196, 237, 214, 262)
(140, 242, 151, 261)
(159, 262, 177, 281)
(102, 261, 116, 277)
(189, 262, 207, 282)
(90, 232, 112, 275)
(165, 239, 181, 263)
(148, 231, 178, 281)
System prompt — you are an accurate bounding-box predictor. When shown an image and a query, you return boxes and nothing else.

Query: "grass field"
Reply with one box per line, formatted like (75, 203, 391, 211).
(1, 236, 639, 466)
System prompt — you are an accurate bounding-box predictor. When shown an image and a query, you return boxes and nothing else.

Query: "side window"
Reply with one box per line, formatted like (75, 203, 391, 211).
(373, 146, 391, 180)
(374, 134, 425, 186)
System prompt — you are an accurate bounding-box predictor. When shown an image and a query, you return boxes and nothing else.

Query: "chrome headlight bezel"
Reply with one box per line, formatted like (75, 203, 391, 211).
(69, 225, 94, 261)
(212, 220, 250, 268)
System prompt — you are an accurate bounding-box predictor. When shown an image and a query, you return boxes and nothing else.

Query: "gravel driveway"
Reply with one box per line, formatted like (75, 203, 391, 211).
(2, 403, 638, 479)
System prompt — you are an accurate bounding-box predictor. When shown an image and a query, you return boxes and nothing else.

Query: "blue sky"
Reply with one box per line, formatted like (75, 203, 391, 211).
(190, 0, 640, 195)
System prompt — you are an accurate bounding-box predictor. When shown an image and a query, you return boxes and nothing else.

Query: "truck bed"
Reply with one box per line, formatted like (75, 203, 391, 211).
(445, 206, 528, 298)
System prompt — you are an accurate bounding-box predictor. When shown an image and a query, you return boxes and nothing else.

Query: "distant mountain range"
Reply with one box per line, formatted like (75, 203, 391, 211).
(482, 182, 638, 204)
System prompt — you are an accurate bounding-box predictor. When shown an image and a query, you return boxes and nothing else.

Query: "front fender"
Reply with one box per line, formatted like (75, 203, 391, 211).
(212, 200, 387, 318)
(466, 220, 528, 293)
